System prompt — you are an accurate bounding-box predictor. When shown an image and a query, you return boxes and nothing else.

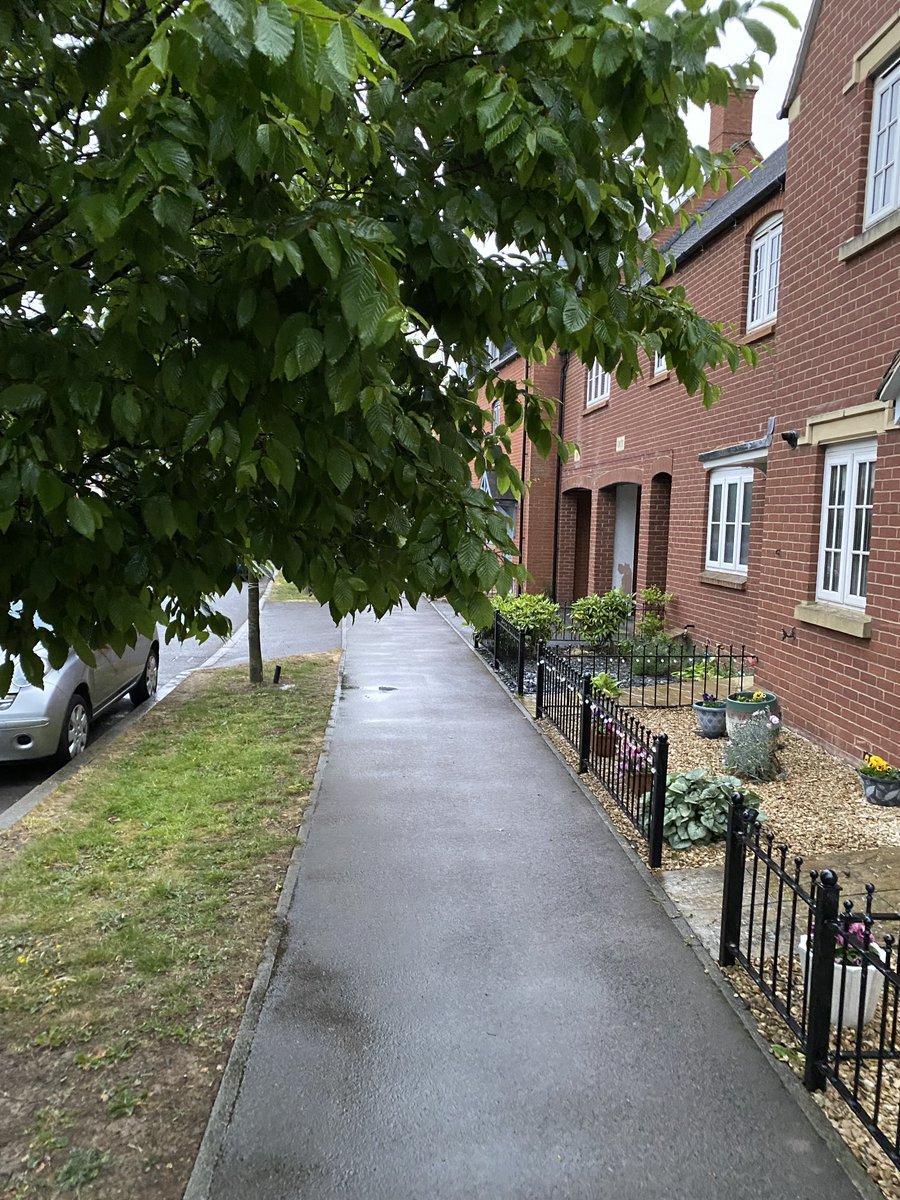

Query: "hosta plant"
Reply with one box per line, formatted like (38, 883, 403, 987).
(663, 769, 761, 851)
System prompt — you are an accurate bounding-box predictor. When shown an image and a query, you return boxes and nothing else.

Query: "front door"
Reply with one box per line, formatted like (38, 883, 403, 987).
(612, 484, 640, 593)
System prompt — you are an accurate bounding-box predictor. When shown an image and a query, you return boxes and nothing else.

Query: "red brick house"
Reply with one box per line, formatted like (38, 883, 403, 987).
(479, 0, 900, 763)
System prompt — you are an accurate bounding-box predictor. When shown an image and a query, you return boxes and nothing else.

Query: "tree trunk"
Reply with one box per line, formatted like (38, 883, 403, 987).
(248, 576, 263, 684)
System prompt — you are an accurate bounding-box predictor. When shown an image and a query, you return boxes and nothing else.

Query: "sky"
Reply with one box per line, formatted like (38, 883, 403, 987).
(684, 0, 813, 159)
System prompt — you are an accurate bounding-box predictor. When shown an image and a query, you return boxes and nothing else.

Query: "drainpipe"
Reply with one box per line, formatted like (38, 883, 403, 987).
(517, 358, 529, 592)
(550, 350, 569, 602)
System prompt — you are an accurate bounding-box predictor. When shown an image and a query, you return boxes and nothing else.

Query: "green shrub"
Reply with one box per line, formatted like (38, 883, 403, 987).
(493, 592, 560, 649)
(627, 635, 677, 678)
(723, 711, 782, 782)
(570, 589, 635, 644)
(637, 585, 674, 639)
(663, 769, 761, 851)
(672, 655, 740, 682)
(590, 671, 623, 699)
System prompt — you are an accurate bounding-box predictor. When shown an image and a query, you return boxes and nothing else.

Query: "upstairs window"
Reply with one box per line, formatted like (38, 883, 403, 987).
(586, 361, 611, 408)
(866, 59, 900, 226)
(747, 216, 782, 330)
(653, 351, 668, 376)
(817, 441, 876, 609)
(706, 467, 753, 574)
(491, 399, 501, 429)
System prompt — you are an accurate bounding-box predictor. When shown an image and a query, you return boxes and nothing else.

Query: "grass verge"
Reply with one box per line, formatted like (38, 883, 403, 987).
(0, 652, 339, 1200)
(268, 573, 316, 603)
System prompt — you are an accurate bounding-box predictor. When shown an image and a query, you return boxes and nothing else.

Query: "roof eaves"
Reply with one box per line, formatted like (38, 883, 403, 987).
(779, 0, 823, 119)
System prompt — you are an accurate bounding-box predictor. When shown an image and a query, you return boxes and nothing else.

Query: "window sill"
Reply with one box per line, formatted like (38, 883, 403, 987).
(740, 319, 776, 345)
(794, 601, 872, 639)
(585, 398, 610, 413)
(838, 209, 900, 263)
(649, 371, 670, 387)
(699, 570, 747, 591)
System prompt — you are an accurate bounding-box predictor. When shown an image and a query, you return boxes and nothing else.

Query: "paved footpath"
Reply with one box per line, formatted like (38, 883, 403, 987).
(207, 604, 861, 1200)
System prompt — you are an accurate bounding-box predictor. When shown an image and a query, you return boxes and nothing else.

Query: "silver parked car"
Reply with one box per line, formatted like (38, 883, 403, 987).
(0, 633, 159, 765)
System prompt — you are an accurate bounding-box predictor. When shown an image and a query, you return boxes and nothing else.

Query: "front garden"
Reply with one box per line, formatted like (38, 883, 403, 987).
(470, 588, 900, 1199)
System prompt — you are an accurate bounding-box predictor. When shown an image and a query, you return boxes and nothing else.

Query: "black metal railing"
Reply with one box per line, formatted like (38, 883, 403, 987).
(720, 798, 900, 1168)
(536, 641, 668, 868)
(548, 639, 752, 708)
(491, 611, 527, 694)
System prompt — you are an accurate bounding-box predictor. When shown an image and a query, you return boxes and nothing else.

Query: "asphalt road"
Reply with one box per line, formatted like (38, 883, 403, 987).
(0, 585, 252, 815)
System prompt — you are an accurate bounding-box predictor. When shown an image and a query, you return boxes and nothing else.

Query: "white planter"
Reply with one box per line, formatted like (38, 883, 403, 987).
(798, 934, 885, 1029)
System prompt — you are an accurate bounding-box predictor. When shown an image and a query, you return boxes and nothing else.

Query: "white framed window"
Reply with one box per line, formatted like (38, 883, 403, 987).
(817, 440, 877, 609)
(866, 59, 900, 227)
(486, 339, 500, 364)
(706, 467, 753, 574)
(747, 215, 782, 330)
(491, 399, 501, 429)
(653, 350, 668, 376)
(586, 361, 611, 408)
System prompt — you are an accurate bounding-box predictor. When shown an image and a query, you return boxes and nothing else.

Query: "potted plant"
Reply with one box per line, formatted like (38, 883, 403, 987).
(725, 688, 777, 737)
(621, 737, 654, 796)
(692, 693, 726, 738)
(858, 754, 900, 806)
(798, 921, 885, 1029)
(591, 672, 623, 757)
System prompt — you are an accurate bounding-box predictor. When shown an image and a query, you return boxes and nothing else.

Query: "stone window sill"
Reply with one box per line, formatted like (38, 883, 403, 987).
(794, 601, 872, 639)
(838, 209, 900, 263)
(740, 319, 776, 345)
(585, 398, 610, 413)
(699, 570, 747, 591)
(649, 371, 670, 387)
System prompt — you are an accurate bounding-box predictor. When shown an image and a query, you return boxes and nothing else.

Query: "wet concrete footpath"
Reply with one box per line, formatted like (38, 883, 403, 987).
(203, 604, 863, 1200)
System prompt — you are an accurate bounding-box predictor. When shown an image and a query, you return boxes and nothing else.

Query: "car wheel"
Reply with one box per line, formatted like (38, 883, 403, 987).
(56, 693, 91, 764)
(130, 646, 159, 706)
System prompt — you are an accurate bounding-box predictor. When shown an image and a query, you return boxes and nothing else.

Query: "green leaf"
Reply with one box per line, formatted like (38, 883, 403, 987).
(147, 140, 193, 181)
(80, 194, 120, 241)
(309, 226, 341, 277)
(324, 19, 356, 83)
(327, 447, 353, 492)
(741, 16, 777, 57)
(67, 496, 96, 539)
(151, 190, 193, 234)
(562, 294, 591, 333)
(36, 473, 67, 514)
(0, 383, 45, 412)
(253, 1, 295, 64)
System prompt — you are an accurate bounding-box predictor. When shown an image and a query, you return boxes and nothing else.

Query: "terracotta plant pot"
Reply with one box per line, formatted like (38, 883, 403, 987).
(692, 701, 726, 738)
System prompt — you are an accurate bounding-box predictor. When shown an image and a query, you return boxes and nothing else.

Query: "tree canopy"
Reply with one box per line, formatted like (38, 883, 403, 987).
(0, 0, 788, 686)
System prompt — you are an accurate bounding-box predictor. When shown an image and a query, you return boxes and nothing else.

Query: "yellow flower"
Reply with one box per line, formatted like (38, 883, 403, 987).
(752, 691, 766, 701)
(868, 755, 889, 771)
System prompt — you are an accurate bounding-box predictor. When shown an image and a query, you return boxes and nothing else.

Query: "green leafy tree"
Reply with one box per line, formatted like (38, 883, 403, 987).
(0, 0, 789, 687)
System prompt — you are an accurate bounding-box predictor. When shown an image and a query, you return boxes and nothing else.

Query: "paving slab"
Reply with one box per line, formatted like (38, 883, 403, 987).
(206, 603, 863, 1200)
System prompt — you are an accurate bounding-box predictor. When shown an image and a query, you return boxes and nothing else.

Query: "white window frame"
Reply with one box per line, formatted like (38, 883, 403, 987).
(486, 339, 500, 365)
(586, 361, 611, 408)
(491, 399, 501, 429)
(706, 466, 753, 575)
(653, 350, 668, 376)
(816, 440, 877, 609)
(866, 59, 900, 227)
(746, 215, 782, 330)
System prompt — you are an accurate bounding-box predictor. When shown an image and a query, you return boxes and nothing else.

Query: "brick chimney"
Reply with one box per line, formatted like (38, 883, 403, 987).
(709, 89, 758, 162)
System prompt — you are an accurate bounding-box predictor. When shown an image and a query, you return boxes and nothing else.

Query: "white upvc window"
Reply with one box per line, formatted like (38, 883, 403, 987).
(653, 350, 668, 376)
(491, 399, 501, 429)
(486, 338, 500, 364)
(706, 467, 753, 574)
(817, 440, 877, 609)
(866, 60, 900, 227)
(586, 361, 611, 407)
(746, 215, 782, 330)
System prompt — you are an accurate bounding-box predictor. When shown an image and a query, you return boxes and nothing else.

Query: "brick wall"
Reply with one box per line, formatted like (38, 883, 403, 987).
(754, 0, 900, 760)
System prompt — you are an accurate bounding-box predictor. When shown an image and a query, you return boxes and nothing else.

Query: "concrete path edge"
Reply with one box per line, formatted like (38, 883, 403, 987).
(431, 602, 882, 1200)
(182, 617, 347, 1200)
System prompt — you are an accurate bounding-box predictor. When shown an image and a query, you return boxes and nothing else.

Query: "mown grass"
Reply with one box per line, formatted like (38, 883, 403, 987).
(268, 573, 316, 603)
(0, 653, 339, 1199)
